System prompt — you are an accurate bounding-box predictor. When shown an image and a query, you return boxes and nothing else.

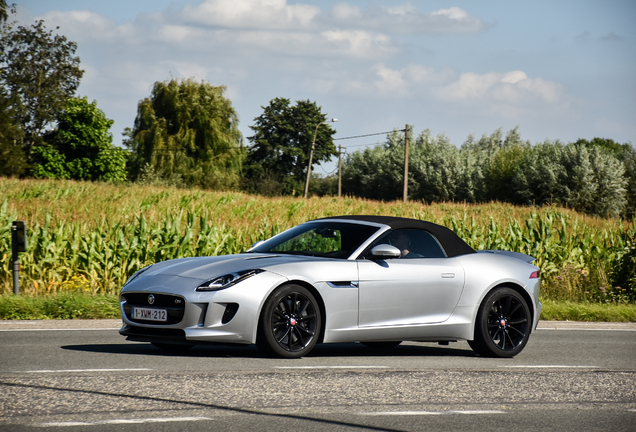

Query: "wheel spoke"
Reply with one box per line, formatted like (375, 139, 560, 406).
(508, 302, 522, 317)
(498, 330, 507, 349)
(504, 330, 516, 348)
(296, 325, 315, 336)
(293, 327, 305, 347)
(297, 313, 316, 322)
(507, 325, 526, 337)
(276, 327, 290, 344)
(274, 304, 286, 317)
(290, 293, 298, 313)
(272, 319, 287, 328)
(500, 296, 512, 316)
(298, 298, 309, 315)
(490, 327, 501, 344)
(287, 327, 294, 350)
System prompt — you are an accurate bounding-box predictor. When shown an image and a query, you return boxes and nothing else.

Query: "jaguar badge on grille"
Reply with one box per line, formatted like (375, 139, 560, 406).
(148, 294, 155, 305)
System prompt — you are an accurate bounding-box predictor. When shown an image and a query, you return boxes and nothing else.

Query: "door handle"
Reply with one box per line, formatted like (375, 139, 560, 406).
(441, 273, 455, 278)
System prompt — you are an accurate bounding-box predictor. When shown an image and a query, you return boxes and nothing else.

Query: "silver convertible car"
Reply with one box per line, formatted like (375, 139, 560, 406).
(119, 216, 541, 358)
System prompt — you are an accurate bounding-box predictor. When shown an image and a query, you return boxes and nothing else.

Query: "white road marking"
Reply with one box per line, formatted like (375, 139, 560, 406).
(39, 417, 213, 427)
(275, 366, 388, 369)
(361, 410, 505, 416)
(537, 328, 636, 332)
(0, 328, 120, 332)
(499, 365, 598, 369)
(26, 368, 152, 373)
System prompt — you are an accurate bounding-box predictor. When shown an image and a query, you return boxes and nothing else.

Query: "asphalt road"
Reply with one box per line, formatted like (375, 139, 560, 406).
(0, 320, 635, 431)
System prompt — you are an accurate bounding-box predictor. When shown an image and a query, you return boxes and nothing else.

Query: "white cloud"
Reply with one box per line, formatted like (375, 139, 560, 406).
(180, 0, 320, 29)
(37, 10, 138, 43)
(322, 30, 397, 59)
(332, 3, 362, 20)
(438, 71, 564, 105)
(373, 63, 408, 94)
(327, 4, 488, 34)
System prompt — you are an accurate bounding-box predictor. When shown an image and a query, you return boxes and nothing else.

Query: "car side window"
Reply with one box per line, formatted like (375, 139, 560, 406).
(372, 229, 447, 259)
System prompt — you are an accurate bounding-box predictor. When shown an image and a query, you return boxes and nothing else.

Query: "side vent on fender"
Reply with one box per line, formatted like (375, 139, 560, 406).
(327, 281, 359, 288)
(222, 303, 239, 324)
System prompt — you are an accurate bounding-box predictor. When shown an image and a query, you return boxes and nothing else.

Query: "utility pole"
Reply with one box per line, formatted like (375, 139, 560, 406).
(403, 124, 410, 202)
(338, 144, 342, 197)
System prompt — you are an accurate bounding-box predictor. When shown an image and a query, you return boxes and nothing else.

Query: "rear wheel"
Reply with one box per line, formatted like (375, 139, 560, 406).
(257, 284, 321, 358)
(469, 287, 531, 358)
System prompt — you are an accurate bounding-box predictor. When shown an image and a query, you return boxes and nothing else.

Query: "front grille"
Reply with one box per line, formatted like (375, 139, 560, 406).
(121, 292, 186, 325)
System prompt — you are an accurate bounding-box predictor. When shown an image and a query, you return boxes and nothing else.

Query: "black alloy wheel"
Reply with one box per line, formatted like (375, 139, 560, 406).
(469, 287, 531, 358)
(257, 284, 321, 358)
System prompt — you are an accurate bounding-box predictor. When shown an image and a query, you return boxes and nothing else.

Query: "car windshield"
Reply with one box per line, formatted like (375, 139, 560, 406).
(249, 221, 381, 258)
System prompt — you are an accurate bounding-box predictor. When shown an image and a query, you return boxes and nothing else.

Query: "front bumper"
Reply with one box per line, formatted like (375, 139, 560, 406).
(119, 270, 288, 345)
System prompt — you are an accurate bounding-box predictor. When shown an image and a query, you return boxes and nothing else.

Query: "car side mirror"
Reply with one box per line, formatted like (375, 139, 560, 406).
(370, 244, 401, 259)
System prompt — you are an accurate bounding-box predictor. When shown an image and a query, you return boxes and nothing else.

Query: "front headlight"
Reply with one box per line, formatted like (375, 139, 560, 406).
(196, 269, 264, 292)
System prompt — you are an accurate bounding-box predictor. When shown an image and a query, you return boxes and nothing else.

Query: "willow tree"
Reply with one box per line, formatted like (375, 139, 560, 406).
(126, 78, 243, 190)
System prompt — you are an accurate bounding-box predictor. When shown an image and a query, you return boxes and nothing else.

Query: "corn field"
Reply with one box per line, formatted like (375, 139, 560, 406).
(1, 178, 634, 302)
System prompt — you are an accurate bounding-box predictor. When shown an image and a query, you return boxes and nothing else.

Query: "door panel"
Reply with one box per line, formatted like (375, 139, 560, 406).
(357, 258, 464, 327)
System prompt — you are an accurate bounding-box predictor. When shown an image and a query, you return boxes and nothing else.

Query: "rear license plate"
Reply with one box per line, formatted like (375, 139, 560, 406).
(133, 307, 167, 322)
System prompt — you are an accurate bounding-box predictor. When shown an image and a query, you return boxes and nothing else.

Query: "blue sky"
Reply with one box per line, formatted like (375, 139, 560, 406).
(13, 1, 636, 173)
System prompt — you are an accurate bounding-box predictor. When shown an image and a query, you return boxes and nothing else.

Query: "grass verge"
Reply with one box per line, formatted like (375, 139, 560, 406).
(540, 299, 636, 322)
(0, 293, 119, 320)
(0, 294, 635, 322)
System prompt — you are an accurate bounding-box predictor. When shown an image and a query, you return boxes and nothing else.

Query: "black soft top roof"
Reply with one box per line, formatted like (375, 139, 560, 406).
(318, 215, 476, 258)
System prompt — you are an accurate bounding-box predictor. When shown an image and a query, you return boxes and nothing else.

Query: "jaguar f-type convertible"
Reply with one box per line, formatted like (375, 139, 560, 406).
(119, 215, 541, 358)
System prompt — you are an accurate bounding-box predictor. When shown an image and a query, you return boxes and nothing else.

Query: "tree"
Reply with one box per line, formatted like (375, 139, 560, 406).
(576, 137, 636, 217)
(245, 98, 337, 195)
(518, 139, 566, 206)
(0, 88, 27, 177)
(409, 129, 462, 203)
(619, 145, 636, 217)
(30, 96, 127, 181)
(127, 77, 243, 190)
(0, 19, 83, 154)
(343, 131, 404, 200)
(0, 1, 16, 25)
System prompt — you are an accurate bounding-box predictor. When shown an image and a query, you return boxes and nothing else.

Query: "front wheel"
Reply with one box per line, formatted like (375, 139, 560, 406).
(257, 284, 321, 358)
(469, 287, 531, 358)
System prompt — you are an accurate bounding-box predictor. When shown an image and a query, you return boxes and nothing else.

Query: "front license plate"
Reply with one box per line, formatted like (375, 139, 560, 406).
(133, 307, 167, 322)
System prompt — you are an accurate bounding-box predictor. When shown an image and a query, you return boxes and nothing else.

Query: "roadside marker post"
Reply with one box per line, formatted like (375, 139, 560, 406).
(11, 221, 27, 295)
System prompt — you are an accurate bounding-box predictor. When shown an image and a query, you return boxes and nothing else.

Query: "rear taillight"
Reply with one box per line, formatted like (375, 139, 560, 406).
(530, 270, 540, 279)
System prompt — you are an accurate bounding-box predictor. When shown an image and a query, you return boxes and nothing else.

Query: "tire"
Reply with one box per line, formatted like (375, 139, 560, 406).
(257, 284, 321, 358)
(361, 341, 402, 350)
(151, 342, 195, 351)
(469, 287, 531, 358)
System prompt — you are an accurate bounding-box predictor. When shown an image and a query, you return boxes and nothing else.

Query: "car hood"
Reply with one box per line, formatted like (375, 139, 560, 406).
(135, 253, 325, 281)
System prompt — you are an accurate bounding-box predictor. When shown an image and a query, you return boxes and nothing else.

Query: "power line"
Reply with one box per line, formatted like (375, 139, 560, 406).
(334, 130, 403, 141)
